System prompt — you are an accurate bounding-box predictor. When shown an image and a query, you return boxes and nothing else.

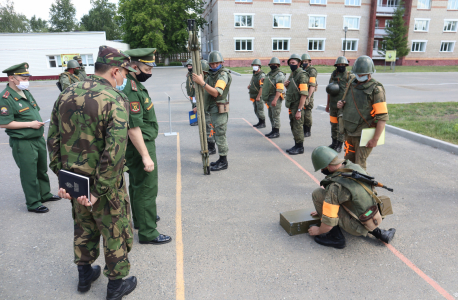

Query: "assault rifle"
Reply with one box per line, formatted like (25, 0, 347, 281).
(341, 170, 393, 192)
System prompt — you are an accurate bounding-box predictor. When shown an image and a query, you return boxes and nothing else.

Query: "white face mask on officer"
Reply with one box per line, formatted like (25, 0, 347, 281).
(14, 77, 29, 90)
(252, 66, 259, 72)
(355, 74, 369, 82)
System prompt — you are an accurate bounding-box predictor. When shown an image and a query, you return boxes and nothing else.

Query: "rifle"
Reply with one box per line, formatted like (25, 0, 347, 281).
(341, 170, 393, 192)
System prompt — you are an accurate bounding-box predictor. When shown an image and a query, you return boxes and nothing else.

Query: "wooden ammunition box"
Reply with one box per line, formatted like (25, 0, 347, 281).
(280, 208, 321, 236)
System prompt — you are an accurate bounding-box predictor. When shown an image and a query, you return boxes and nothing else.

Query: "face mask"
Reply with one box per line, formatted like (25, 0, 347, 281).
(302, 63, 308, 69)
(321, 168, 331, 176)
(252, 66, 259, 72)
(74, 69, 80, 75)
(290, 64, 298, 72)
(114, 72, 127, 91)
(355, 74, 369, 82)
(336, 66, 346, 73)
(16, 80, 29, 90)
(269, 65, 278, 71)
(188, 67, 193, 73)
(210, 64, 222, 72)
(136, 70, 152, 82)
(79, 63, 83, 66)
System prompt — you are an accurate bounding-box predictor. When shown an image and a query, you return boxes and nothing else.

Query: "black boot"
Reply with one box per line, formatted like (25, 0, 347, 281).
(334, 141, 343, 153)
(328, 138, 337, 149)
(253, 118, 261, 128)
(370, 227, 396, 244)
(314, 226, 346, 249)
(210, 156, 220, 167)
(211, 156, 228, 171)
(268, 128, 280, 139)
(286, 142, 297, 153)
(77, 264, 101, 293)
(208, 142, 216, 155)
(257, 119, 266, 128)
(107, 277, 137, 300)
(265, 129, 274, 137)
(304, 125, 311, 137)
(289, 142, 304, 155)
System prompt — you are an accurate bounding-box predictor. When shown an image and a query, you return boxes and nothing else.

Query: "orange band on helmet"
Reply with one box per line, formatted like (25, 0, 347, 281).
(299, 84, 308, 91)
(323, 202, 340, 218)
(215, 80, 226, 90)
(309, 77, 316, 84)
(276, 83, 284, 90)
(330, 116, 338, 124)
(372, 102, 388, 115)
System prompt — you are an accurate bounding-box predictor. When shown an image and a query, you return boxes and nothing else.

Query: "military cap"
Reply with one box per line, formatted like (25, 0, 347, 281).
(73, 55, 82, 60)
(124, 48, 157, 67)
(96, 45, 136, 72)
(2, 62, 32, 77)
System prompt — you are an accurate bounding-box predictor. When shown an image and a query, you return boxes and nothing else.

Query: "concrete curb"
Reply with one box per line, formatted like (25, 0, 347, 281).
(316, 105, 458, 155)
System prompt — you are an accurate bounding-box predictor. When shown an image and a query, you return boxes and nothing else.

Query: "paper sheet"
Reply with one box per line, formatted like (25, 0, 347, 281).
(359, 128, 385, 147)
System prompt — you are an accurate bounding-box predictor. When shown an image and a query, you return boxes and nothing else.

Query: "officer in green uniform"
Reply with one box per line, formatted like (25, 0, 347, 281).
(301, 54, 317, 137)
(122, 48, 172, 245)
(326, 56, 354, 153)
(247, 59, 266, 128)
(185, 59, 198, 126)
(261, 57, 285, 139)
(308, 146, 396, 249)
(48, 46, 138, 298)
(337, 56, 388, 171)
(73, 55, 87, 80)
(192, 50, 231, 171)
(0, 63, 60, 213)
(284, 54, 309, 155)
(59, 59, 81, 91)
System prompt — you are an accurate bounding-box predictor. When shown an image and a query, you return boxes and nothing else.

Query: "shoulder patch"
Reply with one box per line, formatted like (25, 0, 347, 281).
(0, 105, 9, 116)
(131, 80, 137, 91)
(2, 91, 10, 99)
(130, 101, 141, 113)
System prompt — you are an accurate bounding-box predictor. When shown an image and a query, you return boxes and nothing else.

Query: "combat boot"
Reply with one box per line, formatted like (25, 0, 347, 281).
(253, 118, 262, 127)
(257, 119, 266, 129)
(268, 128, 280, 139)
(208, 142, 216, 155)
(286, 142, 297, 153)
(314, 226, 346, 249)
(211, 156, 228, 171)
(289, 142, 304, 155)
(369, 227, 396, 244)
(210, 157, 220, 167)
(334, 141, 343, 153)
(265, 129, 274, 138)
(304, 125, 311, 137)
(328, 138, 337, 150)
(106, 277, 137, 300)
(77, 264, 101, 293)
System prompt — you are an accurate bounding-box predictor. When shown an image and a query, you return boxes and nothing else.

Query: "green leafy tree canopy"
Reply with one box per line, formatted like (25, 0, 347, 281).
(379, 2, 410, 58)
(0, 0, 29, 33)
(81, 0, 121, 40)
(49, 0, 77, 32)
(30, 15, 49, 32)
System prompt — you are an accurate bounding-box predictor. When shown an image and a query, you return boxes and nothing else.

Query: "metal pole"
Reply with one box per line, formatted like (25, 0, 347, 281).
(164, 95, 177, 136)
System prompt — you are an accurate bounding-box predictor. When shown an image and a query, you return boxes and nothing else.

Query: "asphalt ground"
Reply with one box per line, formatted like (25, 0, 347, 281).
(0, 70, 457, 300)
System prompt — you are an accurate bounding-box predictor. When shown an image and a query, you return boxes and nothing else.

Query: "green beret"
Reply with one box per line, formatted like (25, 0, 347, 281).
(73, 55, 82, 60)
(96, 45, 136, 72)
(124, 48, 157, 67)
(2, 62, 32, 77)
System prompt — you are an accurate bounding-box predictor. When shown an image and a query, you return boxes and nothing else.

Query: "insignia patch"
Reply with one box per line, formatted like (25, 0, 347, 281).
(130, 102, 141, 113)
(2, 91, 10, 98)
(144, 98, 149, 104)
(14, 97, 18, 101)
(19, 107, 30, 113)
(131, 80, 137, 91)
(0, 106, 9, 116)
(19, 103, 22, 107)
(146, 102, 154, 111)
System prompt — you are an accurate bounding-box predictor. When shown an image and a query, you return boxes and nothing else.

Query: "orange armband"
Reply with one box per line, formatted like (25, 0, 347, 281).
(299, 83, 308, 91)
(372, 102, 388, 115)
(215, 80, 227, 90)
(276, 83, 284, 90)
(323, 202, 339, 218)
(309, 77, 316, 84)
(330, 116, 338, 124)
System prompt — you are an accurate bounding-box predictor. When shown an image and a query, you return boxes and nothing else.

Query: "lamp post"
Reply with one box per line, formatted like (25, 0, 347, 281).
(344, 26, 348, 56)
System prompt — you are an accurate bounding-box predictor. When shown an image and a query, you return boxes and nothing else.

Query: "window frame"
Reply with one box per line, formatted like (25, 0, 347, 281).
(343, 16, 361, 30)
(234, 13, 255, 28)
(235, 0, 253, 2)
(443, 19, 458, 32)
(273, 0, 292, 3)
(373, 40, 379, 50)
(411, 40, 428, 52)
(447, 0, 458, 9)
(80, 54, 94, 67)
(272, 14, 292, 28)
(310, 0, 327, 5)
(308, 14, 327, 29)
(439, 40, 456, 52)
(341, 38, 359, 51)
(414, 18, 430, 32)
(271, 38, 291, 51)
(345, 0, 362, 6)
(307, 38, 326, 51)
(417, 0, 431, 9)
(234, 37, 254, 51)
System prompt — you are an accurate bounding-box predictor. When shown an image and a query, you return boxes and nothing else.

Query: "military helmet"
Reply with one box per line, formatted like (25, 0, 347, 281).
(287, 54, 301, 65)
(186, 59, 193, 66)
(326, 82, 340, 96)
(201, 60, 209, 73)
(251, 59, 262, 66)
(334, 56, 349, 66)
(311, 146, 339, 172)
(301, 53, 311, 61)
(352, 55, 375, 75)
(67, 60, 80, 69)
(268, 57, 281, 65)
(208, 51, 224, 63)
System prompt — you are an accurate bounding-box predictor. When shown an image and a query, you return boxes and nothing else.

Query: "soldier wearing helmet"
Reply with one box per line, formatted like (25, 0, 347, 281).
(326, 56, 355, 153)
(185, 59, 198, 126)
(192, 51, 232, 171)
(73, 55, 87, 80)
(308, 146, 396, 249)
(260, 57, 285, 139)
(336, 55, 388, 170)
(247, 59, 266, 128)
(300, 53, 317, 138)
(58, 59, 81, 91)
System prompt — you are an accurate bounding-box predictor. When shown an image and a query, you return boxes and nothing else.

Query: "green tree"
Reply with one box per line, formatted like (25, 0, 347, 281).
(0, 0, 29, 33)
(30, 15, 49, 32)
(378, 2, 410, 58)
(81, 0, 121, 40)
(49, 0, 77, 32)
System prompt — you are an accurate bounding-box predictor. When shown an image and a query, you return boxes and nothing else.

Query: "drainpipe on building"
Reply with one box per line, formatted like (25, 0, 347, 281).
(367, 0, 378, 58)
(400, 0, 413, 66)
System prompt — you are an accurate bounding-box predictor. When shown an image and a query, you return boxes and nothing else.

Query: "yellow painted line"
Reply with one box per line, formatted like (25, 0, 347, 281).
(175, 132, 185, 300)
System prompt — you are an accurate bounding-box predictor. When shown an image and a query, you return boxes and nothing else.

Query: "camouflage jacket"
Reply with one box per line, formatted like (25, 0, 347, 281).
(59, 71, 81, 91)
(47, 75, 130, 198)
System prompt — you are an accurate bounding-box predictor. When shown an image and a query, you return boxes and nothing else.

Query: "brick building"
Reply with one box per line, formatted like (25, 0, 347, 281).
(200, 0, 457, 66)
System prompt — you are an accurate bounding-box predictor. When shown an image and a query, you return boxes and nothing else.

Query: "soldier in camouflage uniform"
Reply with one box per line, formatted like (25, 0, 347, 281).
(185, 59, 197, 126)
(337, 56, 388, 171)
(261, 57, 285, 139)
(308, 146, 396, 249)
(47, 46, 138, 299)
(301, 54, 317, 137)
(284, 54, 309, 155)
(247, 59, 266, 128)
(192, 51, 231, 171)
(74, 55, 87, 80)
(58, 59, 81, 91)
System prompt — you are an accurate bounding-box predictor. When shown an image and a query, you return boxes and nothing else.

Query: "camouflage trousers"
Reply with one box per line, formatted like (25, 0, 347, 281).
(312, 188, 368, 237)
(344, 135, 373, 171)
(209, 111, 228, 156)
(250, 97, 265, 120)
(303, 96, 314, 128)
(330, 107, 344, 142)
(206, 112, 215, 144)
(288, 101, 305, 143)
(265, 97, 282, 129)
(73, 180, 133, 280)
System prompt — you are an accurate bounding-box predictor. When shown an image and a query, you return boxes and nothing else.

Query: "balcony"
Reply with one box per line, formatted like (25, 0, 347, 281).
(376, 4, 399, 16)
(372, 50, 384, 59)
(374, 27, 388, 38)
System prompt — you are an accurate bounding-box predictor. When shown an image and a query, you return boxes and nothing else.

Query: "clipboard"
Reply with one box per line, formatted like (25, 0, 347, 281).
(359, 128, 385, 147)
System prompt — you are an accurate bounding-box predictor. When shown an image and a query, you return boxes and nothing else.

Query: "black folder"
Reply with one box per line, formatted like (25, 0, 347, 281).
(58, 170, 90, 199)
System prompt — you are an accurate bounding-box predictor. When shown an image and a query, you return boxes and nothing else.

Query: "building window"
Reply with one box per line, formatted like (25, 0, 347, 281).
(272, 38, 290, 51)
(308, 38, 326, 51)
(309, 15, 326, 29)
(234, 38, 254, 51)
(411, 41, 427, 52)
(417, 0, 431, 9)
(447, 0, 458, 9)
(373, 40, 379, 50)
(344, 16, 361, 30)
(414, 19, 430, 31)
(235, 0, 252, 2)
(310, 0, 327, 4)
(375, 19, 380, 28)
(444, 20, 458, 32)
(47, 55, 62, 68)
(385, 20, 393, 28)
(440, 41, 456, 52)
(342, 39, 359, 51)
(345, 0, 361, 5)
(273, 0, 292, 3)
(273, 15, 291, 28)
(234, 14, 254, 27)
(81, 54, 94, 66)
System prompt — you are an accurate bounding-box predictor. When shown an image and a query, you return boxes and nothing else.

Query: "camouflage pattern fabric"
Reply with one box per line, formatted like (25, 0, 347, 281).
(285, 68, 309, 143)
(96, 45, 136, 72)
(59, 72, 81, 92)
(304, 66, 317, 128)
(77, 67, 87, 81)
(249, 71, 265, 120)
(206, 112, 215, 144)
(330, 107, 344, 142)
(343, 135, 373, 171)
(186, 73, 196, 109)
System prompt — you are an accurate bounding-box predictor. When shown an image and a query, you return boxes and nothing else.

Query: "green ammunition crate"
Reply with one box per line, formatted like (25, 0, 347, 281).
(280, 208, 321, 236)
